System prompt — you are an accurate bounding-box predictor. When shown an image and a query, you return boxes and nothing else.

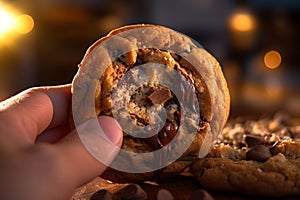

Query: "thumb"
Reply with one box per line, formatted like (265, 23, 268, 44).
(54, 116, 123, 187)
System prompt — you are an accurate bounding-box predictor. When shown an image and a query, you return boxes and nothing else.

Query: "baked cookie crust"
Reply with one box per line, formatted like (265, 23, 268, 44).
(72, 24, 230, 182)
(191, 113, 300, 197)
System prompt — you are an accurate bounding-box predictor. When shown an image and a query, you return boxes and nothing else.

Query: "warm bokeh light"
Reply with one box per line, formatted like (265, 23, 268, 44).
(0, 7, 15, 36)
(230, 12, 256, 32)
(0, 4, 34, 43)
(14, 14, 34, 34)
(264, 50, 282, 69)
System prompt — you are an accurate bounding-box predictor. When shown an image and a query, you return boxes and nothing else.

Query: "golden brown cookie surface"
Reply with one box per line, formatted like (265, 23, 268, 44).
(191, 113, 300, 197)
(72, 24, 230, 182)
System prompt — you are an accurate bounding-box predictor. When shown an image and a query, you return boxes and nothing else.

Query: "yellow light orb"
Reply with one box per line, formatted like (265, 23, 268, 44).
(230, 13, 255, 32)
(14, 14, 34, 34)
(264, 50, 282, 69)
(0, 7, 14, 35)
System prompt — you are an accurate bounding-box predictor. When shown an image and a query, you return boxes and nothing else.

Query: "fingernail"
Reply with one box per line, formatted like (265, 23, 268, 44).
(98, 116, 123, 145)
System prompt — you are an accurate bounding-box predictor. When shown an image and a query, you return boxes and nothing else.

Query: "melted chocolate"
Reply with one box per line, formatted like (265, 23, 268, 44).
(157, 122, 178, 147)
(143, 117, 179, 150)
(101, 48, 208, 152)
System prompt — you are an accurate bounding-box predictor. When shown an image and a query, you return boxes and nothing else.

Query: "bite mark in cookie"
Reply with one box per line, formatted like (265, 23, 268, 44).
(71, 24, 230, 182)
(97, 48, 209, 155)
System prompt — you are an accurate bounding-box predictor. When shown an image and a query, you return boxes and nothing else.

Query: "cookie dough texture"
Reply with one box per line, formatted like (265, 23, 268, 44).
(191, 114, 300, 197)
(72, 24, 230, 182)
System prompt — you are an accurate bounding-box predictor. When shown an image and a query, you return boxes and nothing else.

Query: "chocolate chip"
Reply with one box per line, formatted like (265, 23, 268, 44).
(189, 189, 214, 200)
(158, 122, 177, 147)
(143, 122, 177, 150)
(246, 145, 272, 162)
(120, 184, 148, 200)
(148, 87, 172, 105)
(90, 189, 113, 200)
(157, 189, 174, 200)
(244, 135, 265, 147)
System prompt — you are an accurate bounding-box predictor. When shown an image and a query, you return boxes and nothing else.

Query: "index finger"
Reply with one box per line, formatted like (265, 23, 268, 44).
(0, 84, 71, 145)
(31, 84, 71, 129)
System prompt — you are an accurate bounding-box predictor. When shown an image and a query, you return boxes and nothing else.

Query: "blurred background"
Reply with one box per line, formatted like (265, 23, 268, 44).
(0, 0, 300, 117)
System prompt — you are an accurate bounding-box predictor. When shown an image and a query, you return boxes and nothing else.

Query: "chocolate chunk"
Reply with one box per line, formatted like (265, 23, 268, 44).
(189, 189, 214, 200)
(157, 189, 174, 200)
(90, 189, 113, 200)
(158, 122, 177, 147)
(143, 122, 178, 150)
(148, 87, 172, 105)
(120, 184, 148, 200)
(246, 145, 272, 162)
(244, 135, 265, 147)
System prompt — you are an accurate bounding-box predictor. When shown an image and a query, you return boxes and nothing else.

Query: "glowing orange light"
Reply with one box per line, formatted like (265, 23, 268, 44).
(230, 13, 255, 32)
(0, 3, 34, 45)
(14, 14, 34, 34)
(264, 50, 282, 69)
(0, 7, 15, 36)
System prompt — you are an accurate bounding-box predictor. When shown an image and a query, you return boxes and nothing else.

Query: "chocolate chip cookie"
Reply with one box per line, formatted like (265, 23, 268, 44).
(191, 113, 300, 197)
(72, 24, 230, 182)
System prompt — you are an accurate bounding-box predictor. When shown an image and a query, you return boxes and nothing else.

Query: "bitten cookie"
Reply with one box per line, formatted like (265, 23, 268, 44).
(72, 24, 230, 182)
(191, 113, 300, 197)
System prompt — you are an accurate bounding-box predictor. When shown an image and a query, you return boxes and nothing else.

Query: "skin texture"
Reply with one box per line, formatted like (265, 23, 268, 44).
(0, 84, 123, 200)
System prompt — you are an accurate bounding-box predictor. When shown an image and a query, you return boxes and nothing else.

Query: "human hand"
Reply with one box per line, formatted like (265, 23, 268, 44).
(0, 84, 123, 200)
